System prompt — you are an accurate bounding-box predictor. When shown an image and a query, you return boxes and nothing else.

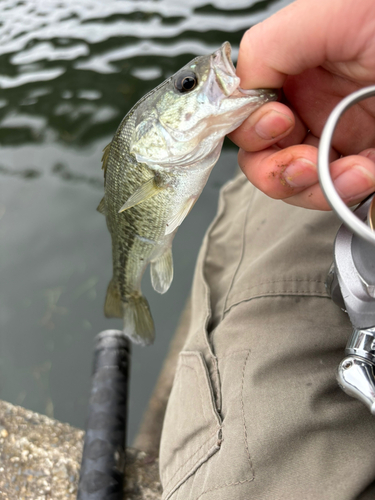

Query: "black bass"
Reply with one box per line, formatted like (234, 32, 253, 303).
(98, 42, 276, 346)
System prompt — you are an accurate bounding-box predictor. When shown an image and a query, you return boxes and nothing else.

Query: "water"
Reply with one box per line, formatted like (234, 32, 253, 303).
(0, 0, 290, 442)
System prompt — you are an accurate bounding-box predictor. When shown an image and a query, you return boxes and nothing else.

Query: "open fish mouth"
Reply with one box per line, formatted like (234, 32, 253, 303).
(220, 41, 237, 78)
(213, 42, 277, 102)
(212, 42, 240, 96)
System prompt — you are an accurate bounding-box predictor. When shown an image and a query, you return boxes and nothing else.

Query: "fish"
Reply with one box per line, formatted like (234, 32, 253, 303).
(98, 41, 277, 346)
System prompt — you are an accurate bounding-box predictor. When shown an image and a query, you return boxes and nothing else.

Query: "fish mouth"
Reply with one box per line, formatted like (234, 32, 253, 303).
(219, 41, 237, 78)
(213, 42, 277, 102)
(212, 42, 240, 96)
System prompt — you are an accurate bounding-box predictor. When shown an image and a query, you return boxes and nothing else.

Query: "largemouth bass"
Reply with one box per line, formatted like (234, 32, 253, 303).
(98, 42, 276, 346)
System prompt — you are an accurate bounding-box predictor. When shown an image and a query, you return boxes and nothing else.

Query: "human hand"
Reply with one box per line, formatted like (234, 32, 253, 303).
(229, 0, 375, 210)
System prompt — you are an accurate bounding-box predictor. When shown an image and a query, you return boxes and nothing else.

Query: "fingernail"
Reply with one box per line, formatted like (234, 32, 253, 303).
(334, 165, 375, 200)
(282, 159, 317, 187)
(363, 149, 375, 162)
(255, 110, 293, 140)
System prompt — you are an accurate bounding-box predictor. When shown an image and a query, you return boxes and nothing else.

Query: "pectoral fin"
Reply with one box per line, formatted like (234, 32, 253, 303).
(165, 197, 196, 235)
(150, 248, 173, 294)
(118, 177, 163, 213)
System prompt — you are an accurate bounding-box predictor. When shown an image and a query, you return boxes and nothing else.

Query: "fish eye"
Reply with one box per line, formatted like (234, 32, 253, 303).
(174, 71, 198, 93)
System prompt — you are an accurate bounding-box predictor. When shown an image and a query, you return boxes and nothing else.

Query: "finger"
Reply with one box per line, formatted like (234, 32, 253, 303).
(357, 148, 375, 162)
(302, 132, 340, 162)
(229, 100, 311, 152)
(274, 104, 308, 149)
(238, 144, 319, 200)
(284, 154, 375, 210)
(268, 92, 309, 149)
(228, 102, 294, 152)
(283, 69, 375, 155)
(238, 145, 375, 209)
(236, 0, 373, 89)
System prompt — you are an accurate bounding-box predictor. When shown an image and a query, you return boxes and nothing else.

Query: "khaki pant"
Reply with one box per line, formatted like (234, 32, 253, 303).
(159, 172, 375, 500)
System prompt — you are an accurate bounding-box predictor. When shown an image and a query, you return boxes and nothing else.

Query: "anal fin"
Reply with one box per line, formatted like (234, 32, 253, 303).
(150, 248, 173, 294)
(96, 196, 106, 215)
(165, 197, 196, 235)
(104, 279, 123, 318)
(118, 177, 163, 213)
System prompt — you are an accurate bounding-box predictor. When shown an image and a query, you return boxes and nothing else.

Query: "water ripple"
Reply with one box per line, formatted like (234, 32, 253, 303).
(1, 0, 287, 56)
(11, 42, 89, 65)
(75, 39, 225, 74)
(0, 0, 289, 145)
(0, 68, 65, 89)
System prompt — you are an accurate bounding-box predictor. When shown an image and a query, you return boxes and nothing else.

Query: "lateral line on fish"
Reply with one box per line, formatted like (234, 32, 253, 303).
(135, 234, 156, 245)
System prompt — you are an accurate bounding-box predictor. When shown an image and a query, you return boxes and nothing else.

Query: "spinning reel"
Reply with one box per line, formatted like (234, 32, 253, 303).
(318, 86, 375, 414)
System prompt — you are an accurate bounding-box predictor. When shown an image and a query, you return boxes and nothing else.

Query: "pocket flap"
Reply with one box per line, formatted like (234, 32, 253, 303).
(160, 351, 222, 500)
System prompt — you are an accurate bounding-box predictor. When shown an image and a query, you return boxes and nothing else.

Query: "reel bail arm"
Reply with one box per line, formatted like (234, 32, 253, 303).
(318, 85, 375, 413)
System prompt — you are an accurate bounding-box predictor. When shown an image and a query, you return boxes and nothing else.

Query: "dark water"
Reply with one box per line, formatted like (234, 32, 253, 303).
(0, 0, 290, 442)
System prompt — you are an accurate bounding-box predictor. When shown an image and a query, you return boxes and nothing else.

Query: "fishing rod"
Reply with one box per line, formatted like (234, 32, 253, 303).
(77, 330, 130, 500)
(318, 85, 375, 414)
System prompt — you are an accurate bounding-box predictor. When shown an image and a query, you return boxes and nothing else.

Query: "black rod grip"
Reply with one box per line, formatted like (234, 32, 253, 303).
(77, 330, 130, 500)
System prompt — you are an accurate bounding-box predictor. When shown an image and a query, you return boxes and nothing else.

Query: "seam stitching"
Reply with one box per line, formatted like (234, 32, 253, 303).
(224, 291, 330, 316)
(179, 363, 209, 425)
(200, 176, 238, 330)
(240, 350, 254, 478)
(217, 349, 249, 361)
(195, 478, 255, 500)
(222, 193, 254, 317)
(180, 352, 222, 425)
(162, 429, 220, 492)
(165, 442, 221, 500)
(236, 278, 326, 293)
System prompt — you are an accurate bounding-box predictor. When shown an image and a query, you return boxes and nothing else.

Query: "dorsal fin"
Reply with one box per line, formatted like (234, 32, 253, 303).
(101, 142, 112, 181)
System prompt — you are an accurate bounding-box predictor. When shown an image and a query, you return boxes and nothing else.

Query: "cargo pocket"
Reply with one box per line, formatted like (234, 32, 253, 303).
(159, 351, 222, 500)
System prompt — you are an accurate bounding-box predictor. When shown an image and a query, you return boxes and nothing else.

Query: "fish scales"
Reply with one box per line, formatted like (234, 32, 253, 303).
(99, 42, 277, 345)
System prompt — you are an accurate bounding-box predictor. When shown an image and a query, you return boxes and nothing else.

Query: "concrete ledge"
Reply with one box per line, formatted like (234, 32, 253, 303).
(0, 400, 161, 499)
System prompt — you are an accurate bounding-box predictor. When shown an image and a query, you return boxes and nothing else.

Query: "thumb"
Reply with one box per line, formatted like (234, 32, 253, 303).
(236, 0, 372, 89)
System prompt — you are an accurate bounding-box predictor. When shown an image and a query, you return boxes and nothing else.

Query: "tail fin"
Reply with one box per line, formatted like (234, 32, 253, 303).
(123, 293, 155, 346)
(104, 280, 155, 345)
